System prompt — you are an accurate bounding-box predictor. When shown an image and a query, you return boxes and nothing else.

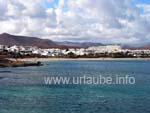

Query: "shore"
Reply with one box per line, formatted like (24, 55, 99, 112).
(0, 58, 43, 67)
(17, 57, 150, 62)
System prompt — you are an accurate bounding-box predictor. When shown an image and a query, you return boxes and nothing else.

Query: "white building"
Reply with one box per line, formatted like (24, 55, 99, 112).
(87, 45, 122, 53)
(0, 45, 4, 49)
(8, 45, 19, 52)
(0, 45, 4, 52)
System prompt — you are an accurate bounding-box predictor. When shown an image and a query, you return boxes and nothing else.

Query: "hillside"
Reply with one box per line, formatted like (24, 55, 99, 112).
(57, 41, 104, 48)
(0, 33, 59, 48)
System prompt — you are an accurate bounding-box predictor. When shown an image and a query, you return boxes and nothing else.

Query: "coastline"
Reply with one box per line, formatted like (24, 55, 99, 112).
(0, 58, 42, 67)
(17, 57, 150, 62)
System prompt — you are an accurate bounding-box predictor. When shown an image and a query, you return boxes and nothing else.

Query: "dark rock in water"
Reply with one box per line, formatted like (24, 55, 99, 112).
(0, 58, 43, 67)
(0, 58, 11, 63)
(14, 61, 43, 67)
(0, 77, 4, 79)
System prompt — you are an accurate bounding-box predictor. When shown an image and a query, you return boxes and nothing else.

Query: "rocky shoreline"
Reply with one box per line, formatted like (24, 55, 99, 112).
(0, 58, 43, 67)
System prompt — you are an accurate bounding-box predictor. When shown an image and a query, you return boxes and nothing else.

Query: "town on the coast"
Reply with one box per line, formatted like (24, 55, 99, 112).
(0, 44, 150, 58)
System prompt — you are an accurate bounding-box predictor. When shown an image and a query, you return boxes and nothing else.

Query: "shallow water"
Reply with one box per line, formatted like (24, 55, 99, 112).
(0, 60, 150, 113)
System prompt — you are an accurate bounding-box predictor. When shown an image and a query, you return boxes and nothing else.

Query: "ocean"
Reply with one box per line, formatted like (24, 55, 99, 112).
(0, 60, 150, 113)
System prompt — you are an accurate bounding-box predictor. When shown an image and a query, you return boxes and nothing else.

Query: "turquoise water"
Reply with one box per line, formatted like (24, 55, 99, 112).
(0, 60, 150, 113)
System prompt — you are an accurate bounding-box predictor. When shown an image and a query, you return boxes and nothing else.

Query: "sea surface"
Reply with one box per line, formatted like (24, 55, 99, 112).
(0, 60, 150, 113)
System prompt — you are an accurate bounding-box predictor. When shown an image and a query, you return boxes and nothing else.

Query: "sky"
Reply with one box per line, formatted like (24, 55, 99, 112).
(0, 0, 150, 45)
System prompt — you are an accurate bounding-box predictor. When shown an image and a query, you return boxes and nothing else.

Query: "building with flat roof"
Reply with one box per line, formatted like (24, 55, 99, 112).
(87, 45, 122, 52)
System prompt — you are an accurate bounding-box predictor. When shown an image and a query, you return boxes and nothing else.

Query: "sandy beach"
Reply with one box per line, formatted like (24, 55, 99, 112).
(17, 57, 150, 62)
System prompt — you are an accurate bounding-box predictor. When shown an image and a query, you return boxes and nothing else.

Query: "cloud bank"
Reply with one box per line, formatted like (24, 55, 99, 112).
(0, 0, 150, 45)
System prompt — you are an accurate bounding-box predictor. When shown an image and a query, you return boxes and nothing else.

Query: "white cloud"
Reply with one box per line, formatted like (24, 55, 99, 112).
(137, 4, 150, 13)
(0, 0, 8, 20)
(0, 0, 150, 45)
(0, 19, 24, 33)
(47, 0, 54, 3)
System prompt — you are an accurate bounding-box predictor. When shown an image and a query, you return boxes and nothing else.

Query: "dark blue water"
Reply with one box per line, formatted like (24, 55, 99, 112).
(0, 60, 150, 113)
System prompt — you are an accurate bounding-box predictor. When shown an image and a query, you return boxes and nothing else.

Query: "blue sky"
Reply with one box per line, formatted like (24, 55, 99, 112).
(45, 0, 150, 8)
(133, 0, 150, 4)
(45, 0, 59, 8)
(0, 0, 150, 45)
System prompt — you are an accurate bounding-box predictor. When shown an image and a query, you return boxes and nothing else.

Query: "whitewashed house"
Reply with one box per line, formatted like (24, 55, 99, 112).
(9, 45, 19, 52)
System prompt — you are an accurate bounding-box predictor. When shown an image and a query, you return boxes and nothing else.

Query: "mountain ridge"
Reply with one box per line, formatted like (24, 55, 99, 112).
(57, 41, 104, 48)
(0, 33, 60, 48)
(0, 33, 105, 48)
(0, 33, 150, 49)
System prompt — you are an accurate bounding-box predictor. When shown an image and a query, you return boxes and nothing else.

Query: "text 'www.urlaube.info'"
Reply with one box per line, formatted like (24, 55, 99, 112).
(44, 75, 135, 85)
